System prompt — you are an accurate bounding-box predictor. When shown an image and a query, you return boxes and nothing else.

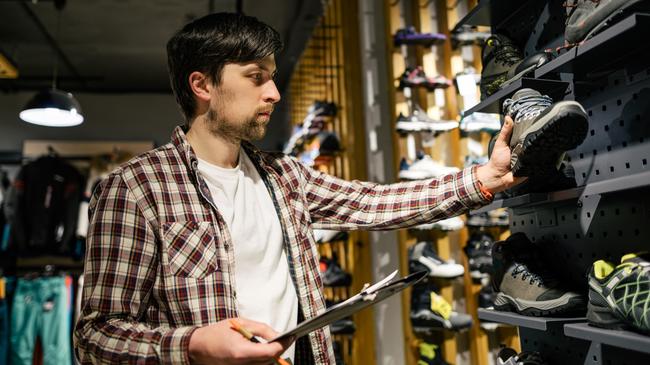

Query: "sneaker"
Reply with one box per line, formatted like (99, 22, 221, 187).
(411, 284, 473, 330)
(460, 112, 502, 133)
(451, 25, 491, 48)
(466, 209, 509, 227)
(396, 112, 430, 133)
(409, 241, 465, 279)
(492, 233, 586, 316)
(480, 35, 553, 99)
(587, 253, 650, 333)
(413, 104, 459, 133)
(320, 256, 352, 287)
(398, 66, 452, 91)
(464, 232, 495, 279)
(503, 88, 589, 177)
(313, 229, 348, 244)
(330, 318, 356, 335)
(564, 0, 648, 45)
(417, 341, 450, 365)
(497, 347, 547, 365)
(394, 26, 446, 47)
(398, 153, 460, 180)
(413, 216, 464, 231)
(307, 100, 337, 118)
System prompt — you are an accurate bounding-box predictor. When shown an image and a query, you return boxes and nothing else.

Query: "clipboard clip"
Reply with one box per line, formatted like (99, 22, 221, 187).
(359, 270, 399, 301)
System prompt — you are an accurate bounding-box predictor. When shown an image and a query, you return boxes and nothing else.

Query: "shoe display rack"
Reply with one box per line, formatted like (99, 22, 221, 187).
(455, 0, 650, 364)
(287, 1, 375, 364)
(384, 1, 519, 364)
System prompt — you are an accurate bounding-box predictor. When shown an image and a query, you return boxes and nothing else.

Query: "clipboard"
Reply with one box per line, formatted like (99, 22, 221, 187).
(271, 270, 427, 342)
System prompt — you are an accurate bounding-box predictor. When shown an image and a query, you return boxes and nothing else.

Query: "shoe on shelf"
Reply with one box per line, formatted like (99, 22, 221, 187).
(460, 112, 502, 133)
(564, 0, 649, 45)
(587, 253, 650, 333)
(313, 229, 348, 244)
(409, 241, 464, 279)
(497, 347, 547, 365)
(396, 112, 431, 133)
(320, 255, 352, 287)
(464, 232, 495, 279)
(414, 216, 465, 231)
(413, 104, 459, 133)
(480, 35, 553, 99)
(394, 26, 446, 47)
(398, 152, 460, 180)
(410, 284, 473, 330)
(503, 88, 588, 178)
(451, 25, 491, 48)
(398, 66, 452, 91)
(330, 318, 356, 335)
(466, 209, 509, 227)
(417, 341, 450, 365)
(492, 233, 586, 316)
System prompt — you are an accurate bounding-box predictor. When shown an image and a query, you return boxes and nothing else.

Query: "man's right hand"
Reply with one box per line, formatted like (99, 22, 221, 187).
(188, 318, 292, 364)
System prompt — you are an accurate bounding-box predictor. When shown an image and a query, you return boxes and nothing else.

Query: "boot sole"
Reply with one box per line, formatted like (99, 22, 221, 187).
(494, 292, 586, 316)
(511, 102, 588, 177)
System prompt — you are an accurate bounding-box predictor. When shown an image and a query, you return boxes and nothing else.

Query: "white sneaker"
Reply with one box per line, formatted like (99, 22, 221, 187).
(399, 155, 460, 180)
(408, 241, 465, 278)
(414, 105, 459, 132)
(415, 216, 465, 231)
(313, 229, 348, 243)
(460, 112, 502, 133)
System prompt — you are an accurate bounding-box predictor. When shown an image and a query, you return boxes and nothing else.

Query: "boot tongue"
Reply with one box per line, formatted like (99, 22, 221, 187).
(621, 252, 650, 265)
(510, 88, 542, 101)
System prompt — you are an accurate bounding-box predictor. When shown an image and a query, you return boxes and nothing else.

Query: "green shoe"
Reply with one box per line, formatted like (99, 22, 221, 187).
(588, 253, 650, 333)
(417, 342, 449, 365)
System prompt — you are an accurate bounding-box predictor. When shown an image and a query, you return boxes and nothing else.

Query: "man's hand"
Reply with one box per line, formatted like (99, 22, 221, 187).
(188, 318, 293, 365)
(476, 115, 527, 194)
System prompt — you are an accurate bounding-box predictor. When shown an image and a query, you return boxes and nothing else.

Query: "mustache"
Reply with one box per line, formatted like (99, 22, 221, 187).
(257, 106, 274, 114)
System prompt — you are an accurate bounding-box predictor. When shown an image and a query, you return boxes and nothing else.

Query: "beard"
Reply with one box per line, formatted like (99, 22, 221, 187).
(205, 107, 267, 143)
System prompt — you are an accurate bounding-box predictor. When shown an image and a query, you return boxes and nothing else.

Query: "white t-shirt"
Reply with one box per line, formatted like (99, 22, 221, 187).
(197, 149, 298, 361)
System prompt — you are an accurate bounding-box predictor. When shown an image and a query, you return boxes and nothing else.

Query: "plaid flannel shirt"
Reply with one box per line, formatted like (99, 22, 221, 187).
(73, 126, 491, 364)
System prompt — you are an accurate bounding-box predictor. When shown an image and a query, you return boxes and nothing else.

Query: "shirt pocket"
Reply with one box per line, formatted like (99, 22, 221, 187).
(162, 221, 218, 279)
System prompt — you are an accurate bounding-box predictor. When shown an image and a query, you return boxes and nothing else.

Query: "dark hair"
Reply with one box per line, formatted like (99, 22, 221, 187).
(166, 12, 283, 123)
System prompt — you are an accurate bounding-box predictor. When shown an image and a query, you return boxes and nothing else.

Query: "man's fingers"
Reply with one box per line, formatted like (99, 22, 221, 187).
(238, 318, 280, 342)
(497, 115, 514, 145)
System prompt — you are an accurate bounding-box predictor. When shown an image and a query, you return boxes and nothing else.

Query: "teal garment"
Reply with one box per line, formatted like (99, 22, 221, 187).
(1, 277, 16, 365)
(10, 277, 71, 365)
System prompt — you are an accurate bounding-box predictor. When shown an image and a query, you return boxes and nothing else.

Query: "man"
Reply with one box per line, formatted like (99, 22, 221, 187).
(73, 12, 521, 365)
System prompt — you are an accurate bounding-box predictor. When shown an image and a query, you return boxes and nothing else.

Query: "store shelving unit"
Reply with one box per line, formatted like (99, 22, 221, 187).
(478, 309, 584, 331)
(564, 323, 650, 355)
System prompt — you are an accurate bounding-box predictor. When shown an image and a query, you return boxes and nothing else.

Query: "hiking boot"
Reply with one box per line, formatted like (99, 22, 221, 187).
(464, 232, 495, 279)
(480, 35, 553, 99)
(503, 88, 588, 177)
(410, 284, 473, 330)
(564, 0, 647, 45)
(492, 233, 586, 316)
(409, 241, 465, 279)
(394, 26, 446, 47)
(587, 253, 650, 333)
(417, 341, 450, 365)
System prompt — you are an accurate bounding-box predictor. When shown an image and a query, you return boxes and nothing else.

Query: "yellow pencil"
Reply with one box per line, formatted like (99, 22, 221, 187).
(229, 319, 291, 365)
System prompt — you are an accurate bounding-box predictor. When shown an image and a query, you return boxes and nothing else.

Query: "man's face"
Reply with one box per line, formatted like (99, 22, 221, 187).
(205, 54, 280, 142)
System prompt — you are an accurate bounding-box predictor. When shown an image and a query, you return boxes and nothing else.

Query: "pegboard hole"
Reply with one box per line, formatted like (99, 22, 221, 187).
(573, 214, 578, 220)
(563, 234, 568, 239)
(600, 210, 605, 216)
(561, 215, 566, 221)
(588, 110, 593, 116)
(626, 162, 630, 169)
(512, 221, 517, 226)
(619, 120, 625, 126)
(579, 153, 584, 159)
(633, 93, 638, 100)
(531, 237, 536, 242)
(610, 166, 615, 172)
(590, 129, 595, 136)
(588, 232, 594, 238)
(596, 169, 600, 175)
(603, 231, 608, 237)
(575, 233, 581, 238)
(582, 172, 586, 178)
(618, 230, 623, 237)
(587, 212, 591, 218)
(641, 137, 645, 143)
(567, 156, 572, 162)
(615, 208, 620, 215)
(593, 150, 598, 156)
(617, 99, 622, 106)
(643, 158, 647, 165)
(604, 125, 609, 132)
(594, 355, 598, 362)
(607, 145, 612, 151)
(623, 141, 628, 147)
(602, 105, 607, 112)
(635, 229, 640, 236)
(530, 219, 534, 224)
(521, 220, 525, 225)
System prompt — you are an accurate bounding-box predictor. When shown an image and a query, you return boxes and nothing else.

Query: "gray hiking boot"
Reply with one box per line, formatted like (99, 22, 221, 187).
(565, 0, 647, 44)
(503, 88, 588, 177)
(492, 234, 586, 316)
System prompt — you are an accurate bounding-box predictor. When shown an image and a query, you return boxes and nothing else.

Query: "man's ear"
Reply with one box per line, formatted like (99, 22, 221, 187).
(189, 71, 211, 103)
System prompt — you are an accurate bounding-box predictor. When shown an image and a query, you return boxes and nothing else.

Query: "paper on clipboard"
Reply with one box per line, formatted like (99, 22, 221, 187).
(271, 270, 427, 342)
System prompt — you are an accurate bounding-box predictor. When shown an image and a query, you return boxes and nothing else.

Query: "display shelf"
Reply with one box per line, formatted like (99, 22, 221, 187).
(470, 169, 650, 214)
(535, 13, 650, 79)
(450, 0, 543, 40)
(450, 0, 490, 32)
(478, 309, 585, 331)
(564, 323, 650, 354)
(462, 78, 568, 117)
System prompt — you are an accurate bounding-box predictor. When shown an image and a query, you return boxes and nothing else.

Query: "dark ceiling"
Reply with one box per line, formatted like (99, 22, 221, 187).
(0, 0, 323, 94)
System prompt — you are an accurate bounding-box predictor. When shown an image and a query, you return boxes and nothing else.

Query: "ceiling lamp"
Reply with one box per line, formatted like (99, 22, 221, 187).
(19, 0, 84, 127)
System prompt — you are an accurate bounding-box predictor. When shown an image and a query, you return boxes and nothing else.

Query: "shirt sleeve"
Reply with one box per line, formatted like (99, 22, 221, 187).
(296, 162, 492, 230)
(73, 173, 197, 365)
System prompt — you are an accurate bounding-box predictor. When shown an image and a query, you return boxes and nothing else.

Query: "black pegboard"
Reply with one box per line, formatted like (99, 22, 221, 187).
(510, 187, 650, 290)
(518, 324, 591, 364)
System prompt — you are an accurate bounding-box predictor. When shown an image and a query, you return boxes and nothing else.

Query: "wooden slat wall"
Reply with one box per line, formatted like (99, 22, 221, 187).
(288, 1, 375, 364)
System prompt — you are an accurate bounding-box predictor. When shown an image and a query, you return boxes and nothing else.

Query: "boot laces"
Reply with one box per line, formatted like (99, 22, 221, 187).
(512, 264, 547, 287)
(503, 94, 552, 123)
